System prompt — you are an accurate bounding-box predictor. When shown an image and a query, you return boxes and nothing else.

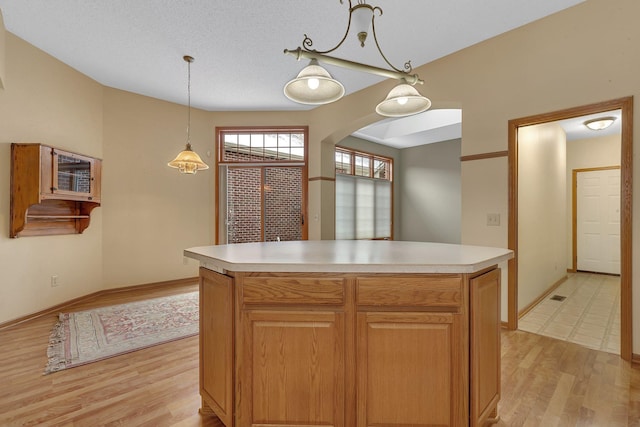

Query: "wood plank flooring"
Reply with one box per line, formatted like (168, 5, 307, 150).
(497, 329, 640, 426)
(0, 282, 223, 427)
(1, 283, 639, 426)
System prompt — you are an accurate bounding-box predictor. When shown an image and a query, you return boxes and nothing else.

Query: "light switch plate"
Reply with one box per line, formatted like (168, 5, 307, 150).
(487, 213, 500, 226)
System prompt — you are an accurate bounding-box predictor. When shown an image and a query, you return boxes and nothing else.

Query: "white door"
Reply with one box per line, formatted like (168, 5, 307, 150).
(576, 168, 621, 274)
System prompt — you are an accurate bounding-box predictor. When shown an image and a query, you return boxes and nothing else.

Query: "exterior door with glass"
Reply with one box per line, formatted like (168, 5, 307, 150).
(216, 127, 308, 244)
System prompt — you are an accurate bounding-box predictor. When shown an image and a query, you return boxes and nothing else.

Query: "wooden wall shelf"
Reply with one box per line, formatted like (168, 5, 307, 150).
(10, 143, 102, 238)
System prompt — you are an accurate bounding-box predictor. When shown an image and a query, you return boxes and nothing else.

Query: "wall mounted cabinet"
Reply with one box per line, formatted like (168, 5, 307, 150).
(10, 143, 102, 238)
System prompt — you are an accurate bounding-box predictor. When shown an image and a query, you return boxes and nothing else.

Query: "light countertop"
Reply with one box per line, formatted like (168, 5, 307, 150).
(184, 240, 513, 274)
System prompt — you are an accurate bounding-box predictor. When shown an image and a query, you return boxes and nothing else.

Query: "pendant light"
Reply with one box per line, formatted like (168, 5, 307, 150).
(168, 55, 209, 174)
(283, 0, 430, 117)
(375, 83, 432, 117)
(283, 59, 345, 105)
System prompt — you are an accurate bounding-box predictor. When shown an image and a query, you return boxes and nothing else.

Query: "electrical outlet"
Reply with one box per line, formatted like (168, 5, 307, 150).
(486, 213, 500, 226)
(51, 275, 59, 287)
(183, 257, 189, 265)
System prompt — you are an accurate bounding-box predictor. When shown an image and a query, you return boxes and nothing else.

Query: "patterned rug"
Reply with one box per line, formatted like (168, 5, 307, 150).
(45, 291, 199, 374)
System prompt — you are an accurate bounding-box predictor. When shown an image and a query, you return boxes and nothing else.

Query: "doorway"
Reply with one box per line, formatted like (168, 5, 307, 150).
(225, 165, 304, 243)
(215, 126, 309, 244)
(507, 97, 633, 361)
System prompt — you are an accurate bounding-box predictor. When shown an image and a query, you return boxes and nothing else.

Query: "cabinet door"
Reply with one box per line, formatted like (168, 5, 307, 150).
(40, 145, 54, 196)
(238, 310, 344, 427)
(357, 312, 461, 427)
(470, 268, 501, 426)
(200, 269, 234, 427)
(51, 148, 100, 201)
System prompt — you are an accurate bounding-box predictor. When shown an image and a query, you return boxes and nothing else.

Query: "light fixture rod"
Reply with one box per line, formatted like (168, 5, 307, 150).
(184, 55, 193, 148)
(284, 47, 423, 86)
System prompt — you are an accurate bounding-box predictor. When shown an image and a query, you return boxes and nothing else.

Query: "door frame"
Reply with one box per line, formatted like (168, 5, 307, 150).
(572, 166, 621, 273)
(508, 96, 633, 361)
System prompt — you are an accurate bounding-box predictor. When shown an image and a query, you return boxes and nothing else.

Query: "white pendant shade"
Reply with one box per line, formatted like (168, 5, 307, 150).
(284, 60, 345, 105)
(375, 83, 432, 117)
(168, 144, 209, 174)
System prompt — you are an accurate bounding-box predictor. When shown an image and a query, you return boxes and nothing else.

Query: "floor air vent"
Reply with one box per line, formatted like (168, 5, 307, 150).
(550, 295, 566, 301)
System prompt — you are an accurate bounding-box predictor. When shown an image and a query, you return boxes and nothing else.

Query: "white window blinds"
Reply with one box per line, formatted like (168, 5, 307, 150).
(335, 174, 391, 240)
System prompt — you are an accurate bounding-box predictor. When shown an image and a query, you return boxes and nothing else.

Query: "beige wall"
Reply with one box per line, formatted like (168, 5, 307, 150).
(566, 134, 621, 268)
(399, 139, 461, 243)
(2, 0, 640, 354)
(0, 10, 5, 89)
(102, 88, 213, 287)
(0, 34, 103, 323)
(518, 123, 567, 310)
(102, 101, 310, 288)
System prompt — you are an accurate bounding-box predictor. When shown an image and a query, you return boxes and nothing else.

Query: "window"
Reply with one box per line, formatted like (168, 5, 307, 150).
(220, 129, 305, 163)
(217, 127, 308, 244)
(335, 147, 392, 240)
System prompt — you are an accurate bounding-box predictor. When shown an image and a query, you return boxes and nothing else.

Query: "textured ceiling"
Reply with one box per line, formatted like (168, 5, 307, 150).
(2, 1, 598, 148)
(0, 0, 585, 112)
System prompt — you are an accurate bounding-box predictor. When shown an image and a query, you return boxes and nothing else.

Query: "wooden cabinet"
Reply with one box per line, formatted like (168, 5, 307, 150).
(199, 267, 501, 427)
(200, 268, 234, 427)
(355, 274, 468, 426)
(239, 310, 345, 427)
(470, 268, 501, 426)
(10, 143, 102, 237)
(357, 311, 461, 426)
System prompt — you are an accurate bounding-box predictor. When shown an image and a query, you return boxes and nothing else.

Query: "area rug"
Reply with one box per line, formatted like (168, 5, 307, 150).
(45, 291, 199, 374)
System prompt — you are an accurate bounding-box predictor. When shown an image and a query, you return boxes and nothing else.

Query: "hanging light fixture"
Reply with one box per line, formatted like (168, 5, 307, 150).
(168, 55, 209, 174)
(284, 59, 345, 104)
(375, 83, 432, 117)
(284, 0, 430, 117)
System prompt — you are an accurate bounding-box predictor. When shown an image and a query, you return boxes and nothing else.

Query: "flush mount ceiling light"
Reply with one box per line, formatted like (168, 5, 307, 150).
(168, 55, 209, 175)
(583, 116, 616, 131)
(284, 0, 431, 117)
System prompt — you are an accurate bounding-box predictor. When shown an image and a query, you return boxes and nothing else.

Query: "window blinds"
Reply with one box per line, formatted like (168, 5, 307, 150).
(335, 174, 391, 240)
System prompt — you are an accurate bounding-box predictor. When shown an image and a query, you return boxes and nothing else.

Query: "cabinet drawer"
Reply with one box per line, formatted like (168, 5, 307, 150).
(242, 277, 345, 306)
(356, 276, 462, 308)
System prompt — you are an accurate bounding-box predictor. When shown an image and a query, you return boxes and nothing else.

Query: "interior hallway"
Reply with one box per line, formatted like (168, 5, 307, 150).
(519, 272, 621, 355)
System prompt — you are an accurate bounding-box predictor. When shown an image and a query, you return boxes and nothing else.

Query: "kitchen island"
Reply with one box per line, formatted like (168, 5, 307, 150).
(185, 240, 513, 427)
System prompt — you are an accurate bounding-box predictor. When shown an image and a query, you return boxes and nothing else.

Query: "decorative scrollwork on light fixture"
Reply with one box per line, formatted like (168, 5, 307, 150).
(283, 0, 430, 117)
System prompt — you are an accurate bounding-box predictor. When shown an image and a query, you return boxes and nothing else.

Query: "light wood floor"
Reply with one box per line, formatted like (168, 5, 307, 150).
(1, 284, 639, 426)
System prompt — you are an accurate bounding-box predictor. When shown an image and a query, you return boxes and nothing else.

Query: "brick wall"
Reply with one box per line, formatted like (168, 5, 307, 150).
(264, 167, 302, 242)
(224, 150, 303, 243)
(227, 167, 262, 243)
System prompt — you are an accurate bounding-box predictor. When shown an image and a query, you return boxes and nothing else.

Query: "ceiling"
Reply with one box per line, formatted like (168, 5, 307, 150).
(353, 108, 623, 149)
(557, 109, 622, 142)
(0, 0, 589, 147)
(355, 109, 462, 148)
